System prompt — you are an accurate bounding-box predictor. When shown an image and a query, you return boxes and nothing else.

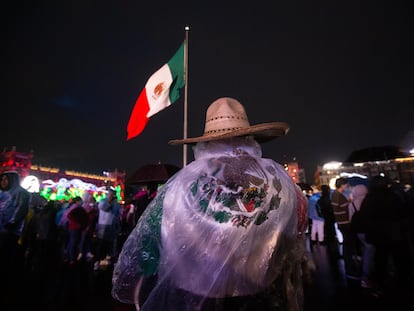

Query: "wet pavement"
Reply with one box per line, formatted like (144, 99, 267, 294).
(304, 239, 414, 311)
(2, 236, 413, 311)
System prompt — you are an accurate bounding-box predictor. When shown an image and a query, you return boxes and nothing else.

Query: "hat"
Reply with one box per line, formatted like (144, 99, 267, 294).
(169, 97, 289, 145)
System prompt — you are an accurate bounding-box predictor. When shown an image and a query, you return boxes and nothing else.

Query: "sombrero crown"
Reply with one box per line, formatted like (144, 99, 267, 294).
(169, 97, 289, 145)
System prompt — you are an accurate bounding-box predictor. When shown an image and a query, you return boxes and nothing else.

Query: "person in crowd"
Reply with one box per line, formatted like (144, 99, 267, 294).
(24, 199, 59, 279)
(348, 184, 375, 288)
(0, 171, 31, 245)
(317, 185, 340, 263)
(356, 175, 413, 299)
(22, 193, 46, 263)
(132, 184, 158, 225)
(112, 199, 123, 261)
(388, 178, 414, 297)
(0, 171, 31, 295)
(65, 196, 87, 264)
(331, 177, 359, 280)
(354, 175, 412, 294)
(307, 188, 325, 245)
(119, 198, 138, 251)
(0, 188, 14, 229)
(78, 192, 98, 262)
(55, 198, 70, 227)
(348, 184, 367, 222)
(94, 188, 122, 270)
(112, 97, 313, 311)
(392, 180, 414, 261)
(17, 193, 45, 250)
(55, 198, 74, 260)
(123, 198, 136, 237)
(404, 183, 414, 270)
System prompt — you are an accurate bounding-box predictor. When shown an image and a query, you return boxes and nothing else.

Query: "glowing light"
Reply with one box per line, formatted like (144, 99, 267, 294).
(39, 177, 121, 202)
(322, 161, 342, 170)
(21, 175, 40, 193)
(65, 170, 116, 182)
(353, 163, 364, 167)
(329, 177, 338, 189)
(339, 172, 368, 179)
(30, 165, 60, 173)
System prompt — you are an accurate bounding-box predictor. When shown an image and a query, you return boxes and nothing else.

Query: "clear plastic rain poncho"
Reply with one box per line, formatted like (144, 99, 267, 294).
(112, 137, 310, 311)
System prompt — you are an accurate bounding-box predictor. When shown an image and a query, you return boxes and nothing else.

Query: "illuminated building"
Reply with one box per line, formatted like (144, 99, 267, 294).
(1, 146, 33, 176)
(284, 161, 306, 184)
(0, 147, 125, 202)
(317, 146, 414, 187)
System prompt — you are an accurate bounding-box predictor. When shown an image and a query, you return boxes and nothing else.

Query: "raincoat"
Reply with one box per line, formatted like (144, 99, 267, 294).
(0, 171, 30, 236)
(112, 137, 310, 310)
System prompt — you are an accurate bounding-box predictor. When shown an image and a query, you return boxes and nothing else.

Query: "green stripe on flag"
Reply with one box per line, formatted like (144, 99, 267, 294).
(167, 42, 185, 104)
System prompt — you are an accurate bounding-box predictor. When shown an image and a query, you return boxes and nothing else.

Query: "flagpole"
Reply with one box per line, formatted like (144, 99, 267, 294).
(183, 26, 189, 167)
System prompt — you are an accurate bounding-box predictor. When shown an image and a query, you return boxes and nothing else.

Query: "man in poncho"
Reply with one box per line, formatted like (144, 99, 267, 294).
(112, 97, 312, 310)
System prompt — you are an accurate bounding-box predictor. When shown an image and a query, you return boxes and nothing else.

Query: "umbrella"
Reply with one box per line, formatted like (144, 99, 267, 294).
(340, 173, 369, 186)
(126, 163, 181, 185)
(347, 176, 369, 187)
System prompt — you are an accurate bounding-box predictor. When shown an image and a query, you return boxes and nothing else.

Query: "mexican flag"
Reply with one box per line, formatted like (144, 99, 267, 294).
(127, 42, 185, 140)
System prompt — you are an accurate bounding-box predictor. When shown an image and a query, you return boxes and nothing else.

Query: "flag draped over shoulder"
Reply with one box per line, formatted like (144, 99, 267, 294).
(127, 42, 185, 140)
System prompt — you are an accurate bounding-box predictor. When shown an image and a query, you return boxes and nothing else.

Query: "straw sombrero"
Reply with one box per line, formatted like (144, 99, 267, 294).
(168, 97, 289, 145)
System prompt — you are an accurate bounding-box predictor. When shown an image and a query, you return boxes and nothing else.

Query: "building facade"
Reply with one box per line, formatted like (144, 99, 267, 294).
(318, 157, 414, 187)
(1, 147, 125, 202)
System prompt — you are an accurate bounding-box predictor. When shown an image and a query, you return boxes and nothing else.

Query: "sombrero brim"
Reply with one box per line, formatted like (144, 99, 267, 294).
(168, 122, 290, 145)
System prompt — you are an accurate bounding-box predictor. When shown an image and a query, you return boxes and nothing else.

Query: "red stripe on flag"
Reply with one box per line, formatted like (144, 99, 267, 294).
(126, 89, 151, 140)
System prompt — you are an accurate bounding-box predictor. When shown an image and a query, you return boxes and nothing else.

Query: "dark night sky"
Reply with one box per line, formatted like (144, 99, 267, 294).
(2, 0, 413, 182)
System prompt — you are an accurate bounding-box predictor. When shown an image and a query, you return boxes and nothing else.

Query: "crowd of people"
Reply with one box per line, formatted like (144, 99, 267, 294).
(306, 175, 414, 304)
(0, 170, 157, 310)
(17, 191, 126, 271)
(1, 98, 414, 311)
(0, 170, 413, 310)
